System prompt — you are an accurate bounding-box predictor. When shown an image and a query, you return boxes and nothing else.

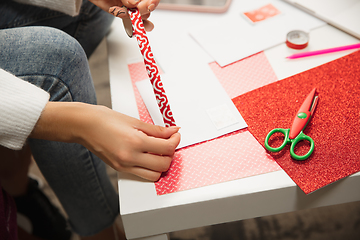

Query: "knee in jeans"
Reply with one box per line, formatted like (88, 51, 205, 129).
(24, 27, 96, 104)
(1, 26, 96, 104)
(37, 27, 88, 71)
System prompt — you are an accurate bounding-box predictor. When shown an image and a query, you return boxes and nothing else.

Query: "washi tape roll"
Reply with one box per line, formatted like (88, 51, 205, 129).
(286, 30, 309, 50)
(127, 8, 176, 127)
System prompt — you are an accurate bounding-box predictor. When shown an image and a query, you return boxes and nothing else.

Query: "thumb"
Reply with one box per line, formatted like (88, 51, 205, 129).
(168, 132, 181, 148)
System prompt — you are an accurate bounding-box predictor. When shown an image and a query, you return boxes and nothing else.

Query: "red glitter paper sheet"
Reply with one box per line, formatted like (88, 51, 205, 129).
(232, 50, 360, 194)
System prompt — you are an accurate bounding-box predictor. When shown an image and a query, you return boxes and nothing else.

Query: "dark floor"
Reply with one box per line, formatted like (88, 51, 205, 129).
(29, 38, 360, 240)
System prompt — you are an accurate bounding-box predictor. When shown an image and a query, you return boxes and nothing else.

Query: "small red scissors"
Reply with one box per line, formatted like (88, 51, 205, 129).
(265, 88, 319, 160)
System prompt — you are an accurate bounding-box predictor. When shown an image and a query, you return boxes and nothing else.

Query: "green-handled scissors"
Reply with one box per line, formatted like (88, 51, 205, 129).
(265, 88, 319, 160)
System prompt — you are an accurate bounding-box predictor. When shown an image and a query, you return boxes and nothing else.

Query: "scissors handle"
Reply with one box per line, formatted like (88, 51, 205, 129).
(265, 128, 291, 152)
(289, 131, 314, 160)
(265, 128, 315, 160)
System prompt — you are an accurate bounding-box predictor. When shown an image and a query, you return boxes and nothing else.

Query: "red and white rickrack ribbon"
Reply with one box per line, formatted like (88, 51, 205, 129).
(128, 8, 176, 127)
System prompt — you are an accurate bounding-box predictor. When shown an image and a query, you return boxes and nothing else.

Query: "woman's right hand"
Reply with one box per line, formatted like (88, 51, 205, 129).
(31, 102, 181, 181)
(79, 104, 181, 181)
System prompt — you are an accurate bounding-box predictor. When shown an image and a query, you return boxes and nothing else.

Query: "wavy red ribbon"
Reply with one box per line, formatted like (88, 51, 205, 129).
(128, 8, 176, 127)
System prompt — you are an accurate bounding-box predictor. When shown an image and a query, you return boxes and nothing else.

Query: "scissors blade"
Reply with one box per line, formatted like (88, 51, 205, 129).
(310, 95, 319, 115)
(289, 88, 318, 139)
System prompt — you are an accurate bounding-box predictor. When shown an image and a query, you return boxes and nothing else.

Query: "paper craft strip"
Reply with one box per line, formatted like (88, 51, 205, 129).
(233, 50, 360, 194)
(128, 8, 176, 127)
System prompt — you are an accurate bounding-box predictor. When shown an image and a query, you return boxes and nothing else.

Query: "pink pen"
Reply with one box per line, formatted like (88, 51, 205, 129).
(287, 43, 360, 59)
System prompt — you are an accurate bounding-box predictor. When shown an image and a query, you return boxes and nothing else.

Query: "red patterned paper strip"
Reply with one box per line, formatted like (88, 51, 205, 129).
(128, 8, 176, 127)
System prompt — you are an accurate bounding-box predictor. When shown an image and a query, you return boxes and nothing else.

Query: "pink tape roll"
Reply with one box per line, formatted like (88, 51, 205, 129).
(128, 8, 176, 127)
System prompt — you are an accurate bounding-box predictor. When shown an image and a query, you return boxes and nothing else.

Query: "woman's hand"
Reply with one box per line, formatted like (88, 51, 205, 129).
(30, 102, 181, 181)
(89, 0, 160, 31)
(79, 105, 181, 181)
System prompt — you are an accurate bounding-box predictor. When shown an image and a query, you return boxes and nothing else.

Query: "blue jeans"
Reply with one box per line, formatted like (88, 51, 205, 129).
(0, 0, 118, 236)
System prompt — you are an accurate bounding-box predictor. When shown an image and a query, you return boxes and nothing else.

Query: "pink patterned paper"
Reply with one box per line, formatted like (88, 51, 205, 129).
(128, 52, 281, 195)
(156, 129, 279, 194)
(209, 52, 279, 98)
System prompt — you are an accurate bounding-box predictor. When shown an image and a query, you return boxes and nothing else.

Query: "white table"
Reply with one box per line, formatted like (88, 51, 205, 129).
(107, 7, 360, 240)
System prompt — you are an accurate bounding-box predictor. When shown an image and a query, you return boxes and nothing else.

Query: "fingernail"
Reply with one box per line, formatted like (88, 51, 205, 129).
(169, 126, 181, 130)
(148, 4, 156, 12)
(109, 6, 127, 17)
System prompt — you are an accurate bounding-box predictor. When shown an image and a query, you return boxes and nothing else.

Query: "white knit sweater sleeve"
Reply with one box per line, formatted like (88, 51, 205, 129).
(0, 69, 50, 150)
(13, 0, 83, 17)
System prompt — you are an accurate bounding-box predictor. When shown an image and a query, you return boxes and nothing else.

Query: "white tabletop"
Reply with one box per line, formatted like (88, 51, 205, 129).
(107, 7, 360, 240)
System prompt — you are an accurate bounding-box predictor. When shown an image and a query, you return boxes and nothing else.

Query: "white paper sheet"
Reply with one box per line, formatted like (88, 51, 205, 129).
(136, 70, 247, 149)
(189, 0, 325, 67)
